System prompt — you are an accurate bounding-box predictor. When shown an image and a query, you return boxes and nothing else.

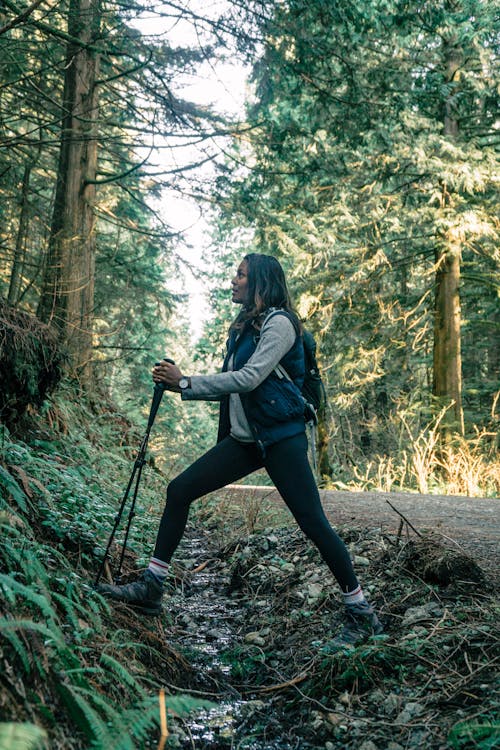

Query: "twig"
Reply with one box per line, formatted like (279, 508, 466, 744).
(396, 518, 404, 546)
(242, 672, 309, 694)
(104, 559, 113, 583)
(157, 689, 168, 750)
(190, 559, 214, 575)
(385, 499, 424, 538)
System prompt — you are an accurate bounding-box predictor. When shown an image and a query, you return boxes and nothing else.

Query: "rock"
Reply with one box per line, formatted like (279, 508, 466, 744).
(408, 730, 430, 747)
(239, 700, 265, 717)
(307, 582, 324, 599)
(395, 701, 425, 724)
(326, 713, 343, 726)
(402, 602, 443, 626)
(358, 742, 378, 750)
(307, 571, 321, 582)
(338, 690, 350, 706)
(244, 631, 266, 646)
(325, 743, 336, 750)
(367, 688, 385, 705)
(353, 555, 371, 567)
(386, 743, 404, 750)
(382, 693, 400, 716)
(311, 710, 325, 730)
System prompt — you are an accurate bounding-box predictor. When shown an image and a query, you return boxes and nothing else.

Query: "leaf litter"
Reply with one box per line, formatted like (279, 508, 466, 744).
(148, 509, 499, 750)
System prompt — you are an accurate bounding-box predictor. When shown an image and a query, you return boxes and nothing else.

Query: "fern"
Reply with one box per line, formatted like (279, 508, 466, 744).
(55, 681, 110, 745)
(0, 723, 47, 750)
(0, 617, 64, 645)
(0, 466, 27, 513)
(99, 652, 144, 693)
(448, 719, 500, 749)
(0, 622, 31, 672)
(0, 575, 58, 624)
(99, 697, 159, 750)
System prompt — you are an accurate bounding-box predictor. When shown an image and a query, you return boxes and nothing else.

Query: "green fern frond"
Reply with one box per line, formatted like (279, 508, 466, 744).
(99, 652, 144, 693)
(57, 682, 144, 750)
(55, 681, 109, 745)
(0, 722, 47, 750)
(0, 466, 29, 513)
(448, 719, 500, 749)
(101, 698, 159, 750)
(0, 625, 31, 672)
(0, 510, 26, 529)
(0, 617, 63, 644)
(0, 575, 56, 622)
(165, 693, 215, 716)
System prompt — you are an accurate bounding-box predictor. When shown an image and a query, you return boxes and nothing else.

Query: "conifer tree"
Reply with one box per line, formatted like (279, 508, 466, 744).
(218, 0, 499, 458)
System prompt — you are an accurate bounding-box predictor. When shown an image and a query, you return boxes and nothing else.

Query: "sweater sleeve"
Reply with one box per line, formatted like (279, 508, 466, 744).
(181, 315, 296, 401)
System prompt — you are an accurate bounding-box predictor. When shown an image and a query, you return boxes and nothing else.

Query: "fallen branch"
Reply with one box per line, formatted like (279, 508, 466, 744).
(385, 499, 424, 538)
(243, 672, 309, 694)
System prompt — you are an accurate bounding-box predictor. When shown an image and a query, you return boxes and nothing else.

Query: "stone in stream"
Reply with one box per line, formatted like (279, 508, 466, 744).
(401, 602, 443, 626)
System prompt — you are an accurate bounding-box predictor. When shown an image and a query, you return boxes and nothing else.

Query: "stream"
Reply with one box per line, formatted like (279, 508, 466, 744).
(155, 514, 497, 750)
(165, 531, 318, 750)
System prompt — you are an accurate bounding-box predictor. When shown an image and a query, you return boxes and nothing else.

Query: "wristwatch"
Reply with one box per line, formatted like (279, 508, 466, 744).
(178, 377, 190, 390)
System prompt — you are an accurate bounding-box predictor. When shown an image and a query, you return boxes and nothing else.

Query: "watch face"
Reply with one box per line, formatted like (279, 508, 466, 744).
(179, 378, 189, 389)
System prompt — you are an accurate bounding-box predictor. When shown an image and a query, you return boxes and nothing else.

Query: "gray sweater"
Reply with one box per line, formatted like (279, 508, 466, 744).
(182, 314, 296, 442)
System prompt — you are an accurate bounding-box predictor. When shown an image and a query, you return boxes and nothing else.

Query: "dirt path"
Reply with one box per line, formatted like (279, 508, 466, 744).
(223, 485, 500, 579)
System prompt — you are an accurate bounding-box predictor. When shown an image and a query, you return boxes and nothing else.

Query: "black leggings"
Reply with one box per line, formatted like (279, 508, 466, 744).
(153, 433, 359, 593)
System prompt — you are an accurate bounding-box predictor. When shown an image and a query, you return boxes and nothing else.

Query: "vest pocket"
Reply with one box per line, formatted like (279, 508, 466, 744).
(251, 381, 304, 426)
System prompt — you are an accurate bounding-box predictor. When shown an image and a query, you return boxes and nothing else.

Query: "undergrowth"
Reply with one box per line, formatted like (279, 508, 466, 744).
(0, 389, 211, 749)
(330, 406, 500, 497)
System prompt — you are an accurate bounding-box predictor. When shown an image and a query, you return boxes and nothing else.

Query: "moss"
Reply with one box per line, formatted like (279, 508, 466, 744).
(0, 300, 66, 426)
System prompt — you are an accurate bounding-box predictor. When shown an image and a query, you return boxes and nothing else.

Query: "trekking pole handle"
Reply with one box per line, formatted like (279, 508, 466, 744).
(154, 357, 175, 392)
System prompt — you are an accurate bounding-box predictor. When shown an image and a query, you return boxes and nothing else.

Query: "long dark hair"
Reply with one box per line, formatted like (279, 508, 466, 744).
(231, 253, 298, 331)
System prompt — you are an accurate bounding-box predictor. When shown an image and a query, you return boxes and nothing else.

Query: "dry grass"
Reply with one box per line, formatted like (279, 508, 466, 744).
(349, 412, 499, 497)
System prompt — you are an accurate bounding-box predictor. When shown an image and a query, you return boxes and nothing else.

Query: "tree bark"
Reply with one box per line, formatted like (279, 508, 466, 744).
(7, 164, 31, 305)
(433, 241, 464, 433)
(37, 0, 100, 382)
(432, 33, 465, 435)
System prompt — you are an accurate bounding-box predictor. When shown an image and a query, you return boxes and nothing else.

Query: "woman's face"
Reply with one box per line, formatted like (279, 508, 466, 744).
(231, 260, 249, 305)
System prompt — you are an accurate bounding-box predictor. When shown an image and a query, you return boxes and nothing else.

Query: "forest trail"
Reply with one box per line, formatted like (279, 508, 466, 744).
(223, 485, 500, 578)
(162, 487, 498, 750)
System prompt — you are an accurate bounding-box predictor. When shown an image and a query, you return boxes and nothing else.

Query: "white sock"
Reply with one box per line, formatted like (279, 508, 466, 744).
(148, 557, 169, 581)
(343, 585, 367, 606)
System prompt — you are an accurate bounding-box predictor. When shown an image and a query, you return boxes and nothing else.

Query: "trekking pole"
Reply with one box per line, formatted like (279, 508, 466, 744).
(94, 360, 173, 587)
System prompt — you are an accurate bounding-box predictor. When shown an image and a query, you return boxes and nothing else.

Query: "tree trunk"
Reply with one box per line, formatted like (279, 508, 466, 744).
(37, 0, 100, 382)
(432, 33, 464, 435)
(433, 242, 464, 433)
(7, 164, 31, 305)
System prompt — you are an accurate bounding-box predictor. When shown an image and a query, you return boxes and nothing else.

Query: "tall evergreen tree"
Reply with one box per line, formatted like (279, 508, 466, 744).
(37, 0, 101, 380)
(218, 0, 499, 463)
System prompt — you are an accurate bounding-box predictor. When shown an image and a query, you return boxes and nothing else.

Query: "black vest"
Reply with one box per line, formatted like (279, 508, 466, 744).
(217, 311, 306, 453)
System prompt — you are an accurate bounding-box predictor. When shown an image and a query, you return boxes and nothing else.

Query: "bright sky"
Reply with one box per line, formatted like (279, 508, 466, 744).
(134, 1, 250, 338)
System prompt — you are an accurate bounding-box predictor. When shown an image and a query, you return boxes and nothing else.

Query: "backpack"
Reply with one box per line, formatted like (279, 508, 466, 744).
(263, 309, 327, 422)
(301, 328, 326, 414)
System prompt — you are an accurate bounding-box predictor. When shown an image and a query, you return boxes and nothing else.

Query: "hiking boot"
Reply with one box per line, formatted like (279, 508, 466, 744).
(96, 570, 163, 616)
(327, 601, 384, 650)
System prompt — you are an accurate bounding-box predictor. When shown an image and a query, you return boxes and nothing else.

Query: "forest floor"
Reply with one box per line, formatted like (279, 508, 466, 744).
(109, 488, 499, 750)
(2, 408, 498, 749)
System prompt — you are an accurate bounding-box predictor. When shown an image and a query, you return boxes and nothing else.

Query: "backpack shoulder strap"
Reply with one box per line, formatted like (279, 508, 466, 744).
(260, 308, 301, 336)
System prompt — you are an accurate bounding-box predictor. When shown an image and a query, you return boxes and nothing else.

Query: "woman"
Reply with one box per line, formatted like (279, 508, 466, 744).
(98, 253, 382, 648)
